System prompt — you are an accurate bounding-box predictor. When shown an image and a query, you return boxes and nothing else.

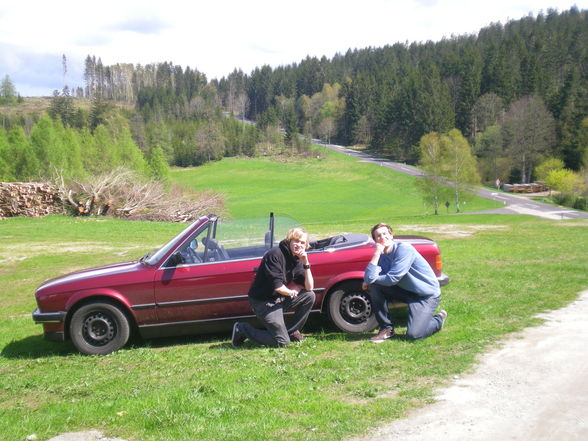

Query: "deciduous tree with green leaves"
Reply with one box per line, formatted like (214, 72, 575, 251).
(30, 115, 68, 178)
(54, 118, 85, 179)
(0, 127, 14, 180)
(417, 132, 451, 215)
(93, 125, 120, 173)
(441, 129, 481, 213)
(535, 158, 565, 182)
(546, 168, 584, 195)
(7, 126, 40, 180)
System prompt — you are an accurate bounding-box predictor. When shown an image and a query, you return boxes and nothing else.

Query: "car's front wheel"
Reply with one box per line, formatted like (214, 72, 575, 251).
(69, 301, 131, 355)
(328, 281, 378, 333)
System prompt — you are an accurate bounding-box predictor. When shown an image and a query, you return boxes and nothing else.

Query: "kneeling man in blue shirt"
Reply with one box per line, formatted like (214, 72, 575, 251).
(363, 222, 447, 343)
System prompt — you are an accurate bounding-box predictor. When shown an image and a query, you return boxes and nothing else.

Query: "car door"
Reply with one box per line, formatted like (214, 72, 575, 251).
(153, 225, 260, 324)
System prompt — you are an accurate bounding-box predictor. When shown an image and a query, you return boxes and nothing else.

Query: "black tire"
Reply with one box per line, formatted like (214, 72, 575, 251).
(69, 301, 131, 355)
(327, 281, 378, 333)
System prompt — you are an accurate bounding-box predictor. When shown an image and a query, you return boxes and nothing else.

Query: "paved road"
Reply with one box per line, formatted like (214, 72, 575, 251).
(318, 141, 588, 221)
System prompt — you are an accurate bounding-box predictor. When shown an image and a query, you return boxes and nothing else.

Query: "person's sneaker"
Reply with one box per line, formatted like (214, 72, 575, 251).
(289, 330, 305, 342)
(438, 310, 448, 328)
(231, 322, 246, 348)
(370, 328, 394, 343)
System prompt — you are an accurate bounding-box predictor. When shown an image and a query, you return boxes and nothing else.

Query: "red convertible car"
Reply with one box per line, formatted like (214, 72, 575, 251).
(33, 214, 449, 355)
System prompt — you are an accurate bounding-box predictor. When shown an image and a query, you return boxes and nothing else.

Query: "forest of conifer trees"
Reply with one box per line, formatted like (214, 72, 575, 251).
(1, 7, 587, 210)
(215, 7, 587, 180)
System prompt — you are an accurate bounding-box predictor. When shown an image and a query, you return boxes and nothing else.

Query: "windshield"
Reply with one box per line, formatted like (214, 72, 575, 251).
(143, 213, 303, 267)
(143, 217, 208, 266)
(214, 216, 299, 250)
(162, 214, 302, 267)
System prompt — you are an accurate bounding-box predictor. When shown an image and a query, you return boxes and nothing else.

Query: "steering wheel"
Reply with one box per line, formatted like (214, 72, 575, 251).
(179, 240, 201, 264)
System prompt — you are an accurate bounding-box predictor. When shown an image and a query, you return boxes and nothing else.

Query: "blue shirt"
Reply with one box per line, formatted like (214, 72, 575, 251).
(364, 241, 440, 297)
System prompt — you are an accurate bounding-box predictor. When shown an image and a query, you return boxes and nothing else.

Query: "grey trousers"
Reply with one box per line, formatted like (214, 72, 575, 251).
(369, 283, 443, 340)
(240, 290, 316, 347)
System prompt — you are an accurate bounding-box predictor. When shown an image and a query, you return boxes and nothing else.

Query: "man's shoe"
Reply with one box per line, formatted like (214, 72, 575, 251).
(289, 330, 305, 342)
(438, 310, 448, 328)
(231, 322, 246, 348)
(370, 328, 394, 343)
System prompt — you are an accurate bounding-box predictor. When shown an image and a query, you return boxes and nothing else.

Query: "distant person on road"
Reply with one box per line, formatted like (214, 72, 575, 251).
(231, 227, 315, 348)
(362, 222, 446, 343)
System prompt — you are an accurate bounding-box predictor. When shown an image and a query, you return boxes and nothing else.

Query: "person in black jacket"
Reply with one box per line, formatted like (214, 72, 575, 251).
(231, 227, 315, 347)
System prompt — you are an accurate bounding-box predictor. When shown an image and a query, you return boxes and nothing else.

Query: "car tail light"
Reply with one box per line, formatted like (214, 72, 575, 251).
(435, 254, 443, 273)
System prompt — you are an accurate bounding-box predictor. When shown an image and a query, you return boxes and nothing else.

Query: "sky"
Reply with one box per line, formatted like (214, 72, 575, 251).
(1, 0, 586, 97)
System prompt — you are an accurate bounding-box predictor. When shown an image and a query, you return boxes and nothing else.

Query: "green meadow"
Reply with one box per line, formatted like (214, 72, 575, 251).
(169, 147, 500, 225)
(1, 147, 587, 441)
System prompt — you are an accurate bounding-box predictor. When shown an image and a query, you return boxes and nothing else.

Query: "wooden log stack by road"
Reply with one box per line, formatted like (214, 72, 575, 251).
(0, 182, 62, 219)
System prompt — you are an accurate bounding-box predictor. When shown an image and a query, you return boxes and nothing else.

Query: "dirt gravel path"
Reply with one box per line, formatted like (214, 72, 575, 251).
(353, 290, 588, 441)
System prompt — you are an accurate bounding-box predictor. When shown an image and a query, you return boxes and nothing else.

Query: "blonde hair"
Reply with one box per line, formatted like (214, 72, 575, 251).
(285, 227, 310, 250)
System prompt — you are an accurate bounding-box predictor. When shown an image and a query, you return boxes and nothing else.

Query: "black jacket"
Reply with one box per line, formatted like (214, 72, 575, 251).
(248, 240, 305, 301)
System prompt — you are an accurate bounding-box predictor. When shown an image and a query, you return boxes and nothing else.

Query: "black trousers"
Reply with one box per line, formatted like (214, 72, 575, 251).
(240, 290, 315, 347)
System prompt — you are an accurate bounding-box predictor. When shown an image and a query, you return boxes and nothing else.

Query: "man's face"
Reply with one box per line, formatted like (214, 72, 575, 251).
(289, 235, 308, 256)
(373, 227, 393, 247)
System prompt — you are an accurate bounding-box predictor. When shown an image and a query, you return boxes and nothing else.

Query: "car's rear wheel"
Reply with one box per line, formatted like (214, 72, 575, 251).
(69, 301, 130, 355)
(328, 281, 378, 333)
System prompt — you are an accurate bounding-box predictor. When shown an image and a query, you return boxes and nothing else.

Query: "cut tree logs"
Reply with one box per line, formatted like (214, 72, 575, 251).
(0, 182, 62, 219)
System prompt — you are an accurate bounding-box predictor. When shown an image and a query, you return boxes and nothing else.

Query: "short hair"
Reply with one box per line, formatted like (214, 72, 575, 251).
(370, 223, 393, 240)
(285, 227, 310, 250)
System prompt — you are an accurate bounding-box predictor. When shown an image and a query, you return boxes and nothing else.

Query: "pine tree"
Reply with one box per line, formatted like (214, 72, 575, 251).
(0, 75, 18, 104)
(454, 46, 482, 137)
(116, 126, 147, 173)
(474, 125, 505, 184)
(148, 146, 170, 181)
(49, 87, 76, 127)
(283, 105, 298, 146)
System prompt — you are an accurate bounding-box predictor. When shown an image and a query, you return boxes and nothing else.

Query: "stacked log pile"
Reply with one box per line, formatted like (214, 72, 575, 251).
(0, 182, 62, 219)
(502, 182, 549, 193)
(1, 172, 225, 222)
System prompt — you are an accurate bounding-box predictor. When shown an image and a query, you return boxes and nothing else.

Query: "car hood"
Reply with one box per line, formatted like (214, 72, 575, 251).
(36, 261, 143, 293)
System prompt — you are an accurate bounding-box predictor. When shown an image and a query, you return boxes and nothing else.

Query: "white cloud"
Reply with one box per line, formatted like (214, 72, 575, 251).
(0, 0, 585, 96)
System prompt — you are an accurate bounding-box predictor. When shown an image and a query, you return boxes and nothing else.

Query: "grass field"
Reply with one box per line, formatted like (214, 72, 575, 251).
(169, 146, 500, 224)
(1, 149, 587, 441)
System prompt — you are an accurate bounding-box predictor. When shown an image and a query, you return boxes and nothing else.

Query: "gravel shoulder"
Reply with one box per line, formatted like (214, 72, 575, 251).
(352, 290, 588, 441)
